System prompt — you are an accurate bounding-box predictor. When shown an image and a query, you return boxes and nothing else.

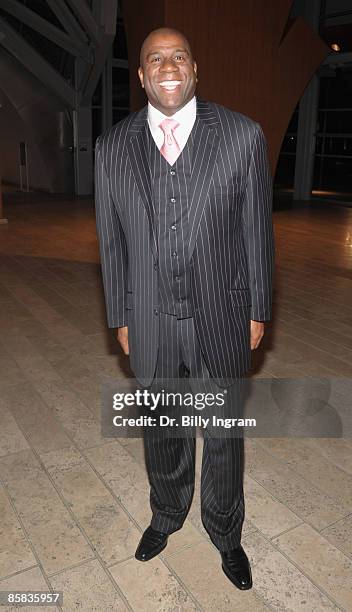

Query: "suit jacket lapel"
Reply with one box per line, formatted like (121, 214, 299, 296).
(127, 107, 158, 261)
(188, 98, 220, 260)
(126, 99, 220, 263)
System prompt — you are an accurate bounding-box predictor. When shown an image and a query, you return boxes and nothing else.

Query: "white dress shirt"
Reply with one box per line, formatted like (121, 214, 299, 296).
(147, 96, 197, 153)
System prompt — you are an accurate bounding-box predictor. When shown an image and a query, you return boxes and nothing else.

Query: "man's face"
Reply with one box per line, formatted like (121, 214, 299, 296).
(138, 31, 197, 116)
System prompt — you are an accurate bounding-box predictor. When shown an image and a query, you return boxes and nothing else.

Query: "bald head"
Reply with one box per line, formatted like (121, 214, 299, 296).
(139, 27, 193, 66)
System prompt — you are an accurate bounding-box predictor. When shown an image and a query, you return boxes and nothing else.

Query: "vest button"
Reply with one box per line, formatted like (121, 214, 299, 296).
(154, 308, 159, 316)
(170, 170, 176, 175)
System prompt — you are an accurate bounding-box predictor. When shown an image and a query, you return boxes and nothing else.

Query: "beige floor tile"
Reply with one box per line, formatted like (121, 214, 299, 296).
(0, 450, 92, 575)
(247, 439, 347, 530)
(50, 558, 128, 611)
(259, 438, 352, 513)
(85, 331, 118, 355)
(244, 475, 302, 538)
(27, 335, 104, 417)
(110, 555, 198, 611)
(195, 435, 203, 476)
(273, 523, 352, 610)
(244, 530, 339, 610)
(275, 318, 352, 360)
(168, 540, 269, 611)
(0, 346, 29, 389)
(33, 379, 103, 449)
(7, 283, 53, 311)
(321, 515, 352, 558)
(162, 519, 206, 559)
(1, 384, 71, 455)
(67, 374, 103, 419)
(40, 446, 141, 565)
(0, 488, 36, 579)
(85, 441, 152, 527)
(46, 349, 95, 384)
(0, 566, 56, 612)
(79, 352, 126, 379)
(121, 438, 146, 466)
(307, 438, 352, 476)
(313, 316, 352, 340)
(26, 334, 71, 367)
(0, 402, 29, 457)
(0, 334, 63, 385)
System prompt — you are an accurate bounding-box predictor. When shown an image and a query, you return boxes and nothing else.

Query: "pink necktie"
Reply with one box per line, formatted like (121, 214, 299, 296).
(159, 118, 180, 166)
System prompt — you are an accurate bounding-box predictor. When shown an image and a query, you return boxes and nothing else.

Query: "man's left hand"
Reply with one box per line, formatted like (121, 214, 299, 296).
(250, 320, 265, 349)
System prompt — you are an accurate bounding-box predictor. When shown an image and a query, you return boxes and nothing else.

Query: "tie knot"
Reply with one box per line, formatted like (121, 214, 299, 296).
(159, 117, 179, 135)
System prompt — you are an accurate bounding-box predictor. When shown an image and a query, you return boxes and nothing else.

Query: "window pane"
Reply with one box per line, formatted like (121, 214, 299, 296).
(112, 68, 130, 107)
(313, 156, 352, 191)
(113, 19, 128, 59)
(325, 110, 352, 133)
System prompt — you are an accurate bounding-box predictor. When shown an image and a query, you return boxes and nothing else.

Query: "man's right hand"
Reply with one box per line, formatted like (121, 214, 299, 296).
(116, 326, 129, 355)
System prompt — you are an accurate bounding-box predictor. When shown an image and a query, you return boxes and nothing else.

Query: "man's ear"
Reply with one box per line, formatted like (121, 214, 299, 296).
(193, 61, 197, 76)
(138, 66, 144, 88)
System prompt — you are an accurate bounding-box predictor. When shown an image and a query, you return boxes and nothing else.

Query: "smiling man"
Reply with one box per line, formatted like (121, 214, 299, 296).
(95, 27, 274, 591)
(138, 29, 197, 115)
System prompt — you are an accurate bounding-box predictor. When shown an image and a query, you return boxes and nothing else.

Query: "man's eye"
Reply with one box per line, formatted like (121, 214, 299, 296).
(151, 57, 161, 62)
(175, 55, 185, 60)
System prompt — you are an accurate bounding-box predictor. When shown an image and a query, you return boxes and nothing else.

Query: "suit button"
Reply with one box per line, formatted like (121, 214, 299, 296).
(154, 308, 159, 315)
(153, 262, 158, 270)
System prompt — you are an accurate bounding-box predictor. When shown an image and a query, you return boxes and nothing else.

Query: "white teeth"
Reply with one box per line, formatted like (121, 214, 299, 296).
(159, 81, 181, 89)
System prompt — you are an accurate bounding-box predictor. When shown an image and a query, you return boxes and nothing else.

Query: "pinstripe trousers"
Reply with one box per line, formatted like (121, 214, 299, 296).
(144, 311, 245, 552)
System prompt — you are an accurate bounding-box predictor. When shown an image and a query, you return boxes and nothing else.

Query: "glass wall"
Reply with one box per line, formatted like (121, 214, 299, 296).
(92, 13, 129, 146)
(274, 106, 299, 189)
(313, 68, 352, 194)
(274, 0, 352, 201)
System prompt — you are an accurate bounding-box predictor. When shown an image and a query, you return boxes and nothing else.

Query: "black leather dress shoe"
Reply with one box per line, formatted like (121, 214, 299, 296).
(135, 526, 169, 561)
(221, 545, 253, 590)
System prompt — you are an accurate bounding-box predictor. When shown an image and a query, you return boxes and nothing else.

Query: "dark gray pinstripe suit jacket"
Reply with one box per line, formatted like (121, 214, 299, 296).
(94, 98, 275, 386)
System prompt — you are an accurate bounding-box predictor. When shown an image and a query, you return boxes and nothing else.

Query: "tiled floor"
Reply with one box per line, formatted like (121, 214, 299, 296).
(0, 196, 352, 611)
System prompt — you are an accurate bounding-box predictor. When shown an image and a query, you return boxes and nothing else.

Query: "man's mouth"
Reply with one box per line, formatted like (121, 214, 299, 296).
(158, 80, 182, 91)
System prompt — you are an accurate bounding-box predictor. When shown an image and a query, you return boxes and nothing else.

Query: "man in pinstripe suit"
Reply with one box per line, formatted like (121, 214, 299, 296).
(95, 27, 274, 591)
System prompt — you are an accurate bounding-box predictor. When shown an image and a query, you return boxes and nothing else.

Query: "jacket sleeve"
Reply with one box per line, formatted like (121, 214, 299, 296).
(94, 136, 128, 328)
(242, 123, 275, 321)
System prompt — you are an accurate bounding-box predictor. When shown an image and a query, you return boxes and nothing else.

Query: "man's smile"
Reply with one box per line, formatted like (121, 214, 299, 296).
(158, 80, 182, 91)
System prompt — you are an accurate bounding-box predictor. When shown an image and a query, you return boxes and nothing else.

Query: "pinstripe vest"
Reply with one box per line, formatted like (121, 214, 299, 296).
(148, 127, 194, 319)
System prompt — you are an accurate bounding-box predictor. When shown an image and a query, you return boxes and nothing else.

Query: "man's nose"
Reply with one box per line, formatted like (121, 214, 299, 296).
(160, 58, 179, 72)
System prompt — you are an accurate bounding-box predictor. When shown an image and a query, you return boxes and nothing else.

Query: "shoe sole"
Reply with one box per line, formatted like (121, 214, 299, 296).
(135, 540, 168, 562)
(221, 563, 253, 590)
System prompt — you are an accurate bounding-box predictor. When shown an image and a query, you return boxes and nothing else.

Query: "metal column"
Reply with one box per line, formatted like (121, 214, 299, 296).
(293, 0, 322, 200)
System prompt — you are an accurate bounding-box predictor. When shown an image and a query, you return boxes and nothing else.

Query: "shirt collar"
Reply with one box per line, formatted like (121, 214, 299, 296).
(147, 96, 196, 132)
